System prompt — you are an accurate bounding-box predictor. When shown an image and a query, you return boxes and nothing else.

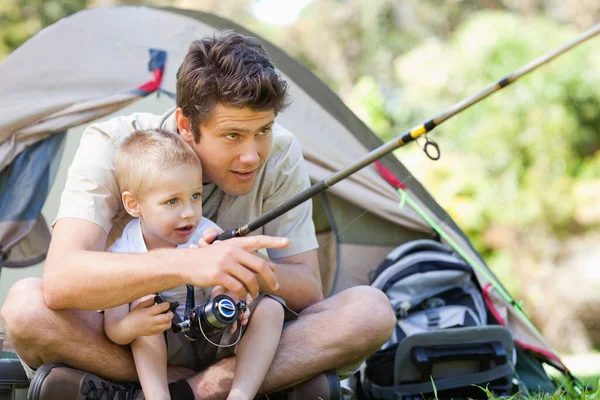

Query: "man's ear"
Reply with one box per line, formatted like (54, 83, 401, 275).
(122, 191, 141, 218)
(175, 107, 194, 145)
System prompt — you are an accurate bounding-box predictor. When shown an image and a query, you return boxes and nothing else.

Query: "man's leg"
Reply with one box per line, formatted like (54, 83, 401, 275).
(185, 285, 396, 400)
(1, 278, 138, 382)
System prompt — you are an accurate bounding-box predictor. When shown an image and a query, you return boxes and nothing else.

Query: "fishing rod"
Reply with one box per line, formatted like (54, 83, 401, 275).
(216, 22, 600, 242)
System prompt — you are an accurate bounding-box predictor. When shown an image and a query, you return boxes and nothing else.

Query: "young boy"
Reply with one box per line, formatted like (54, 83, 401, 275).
(103, 128, 294, 400)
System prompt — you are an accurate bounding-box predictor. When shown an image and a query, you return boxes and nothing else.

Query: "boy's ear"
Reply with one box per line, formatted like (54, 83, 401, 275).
(175, 107, 194, 144)
(122, 191, 141, 218)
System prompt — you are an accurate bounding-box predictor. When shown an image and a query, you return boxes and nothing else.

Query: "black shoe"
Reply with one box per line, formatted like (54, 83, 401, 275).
(259, 369, 343, 400)
(27, 363, 143, 400)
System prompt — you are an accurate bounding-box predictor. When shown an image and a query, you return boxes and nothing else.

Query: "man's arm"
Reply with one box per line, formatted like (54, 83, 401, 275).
(44, 218, 184, 310)
(43, 218, 285, 310)
(266, 250, 322, 312)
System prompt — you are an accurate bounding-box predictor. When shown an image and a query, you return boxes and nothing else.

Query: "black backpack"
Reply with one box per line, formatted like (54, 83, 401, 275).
(360, 240, 515, 400)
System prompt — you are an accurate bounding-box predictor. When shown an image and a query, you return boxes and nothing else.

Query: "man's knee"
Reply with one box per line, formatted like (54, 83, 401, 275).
(338, 286, 395, 350)
(1, 278, 45, 340)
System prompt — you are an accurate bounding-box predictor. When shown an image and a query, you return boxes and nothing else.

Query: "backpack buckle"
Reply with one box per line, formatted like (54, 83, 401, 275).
(396, 301, 412, 318)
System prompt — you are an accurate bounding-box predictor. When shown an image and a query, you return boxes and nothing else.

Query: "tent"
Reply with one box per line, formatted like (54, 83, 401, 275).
(0, 5, 574, 397)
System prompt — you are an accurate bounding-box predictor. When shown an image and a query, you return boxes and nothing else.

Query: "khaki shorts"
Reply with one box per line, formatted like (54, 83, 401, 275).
(166, 293, 297, 371)
(18, 355, 36, 381)
(336, 360, 363, 380)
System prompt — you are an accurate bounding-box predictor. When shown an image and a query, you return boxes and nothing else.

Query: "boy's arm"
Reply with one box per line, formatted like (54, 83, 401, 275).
(104, 304, 136, 346)
(104, 295, 174, 345)
(131, 334, 171, 400)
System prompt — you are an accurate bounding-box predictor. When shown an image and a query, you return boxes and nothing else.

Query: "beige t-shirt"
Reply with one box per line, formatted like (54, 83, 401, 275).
(55, 108, 318, 259)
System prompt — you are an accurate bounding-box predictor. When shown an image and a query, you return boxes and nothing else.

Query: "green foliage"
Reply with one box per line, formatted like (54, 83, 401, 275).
(0, 0, 88, 60)
(394, 13, 600, 230)
(346, 12, 600, 300)
(268, 0, 600, 94)
(347, 76, 393, 135)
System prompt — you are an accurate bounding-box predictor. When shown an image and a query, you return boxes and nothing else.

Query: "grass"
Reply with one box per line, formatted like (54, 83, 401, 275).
(345, 375, 600, 399)
(580, 375, 600, 390)
(416, 375, 600, 400)
(476, 375, 599, 400)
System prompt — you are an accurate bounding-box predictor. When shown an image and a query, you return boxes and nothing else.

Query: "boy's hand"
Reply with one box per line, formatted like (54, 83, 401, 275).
(124, 296, 174, 337)
(211, 286, 253, 334)
(198, 228, 223, 246)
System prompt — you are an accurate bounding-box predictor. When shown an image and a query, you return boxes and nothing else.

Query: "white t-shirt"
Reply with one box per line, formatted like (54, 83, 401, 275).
(108, 217, 220, 319)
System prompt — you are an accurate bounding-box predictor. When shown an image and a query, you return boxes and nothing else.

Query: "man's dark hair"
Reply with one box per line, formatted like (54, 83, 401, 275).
(176, 30, 290, 142)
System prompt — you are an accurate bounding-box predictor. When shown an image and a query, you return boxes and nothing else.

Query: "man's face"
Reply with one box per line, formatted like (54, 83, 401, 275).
(178, 104, 275, 196)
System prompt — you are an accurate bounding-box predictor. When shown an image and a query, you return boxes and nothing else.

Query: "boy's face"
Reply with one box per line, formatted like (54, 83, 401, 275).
(177, 104, 275, 196)
(135, 165, 204, 250)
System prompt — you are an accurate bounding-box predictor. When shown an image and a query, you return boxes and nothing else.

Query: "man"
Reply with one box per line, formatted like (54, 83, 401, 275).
(1, 31, 395, 400)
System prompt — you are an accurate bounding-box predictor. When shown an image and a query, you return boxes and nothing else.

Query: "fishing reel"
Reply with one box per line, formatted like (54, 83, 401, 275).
(155, 289, 247, 342)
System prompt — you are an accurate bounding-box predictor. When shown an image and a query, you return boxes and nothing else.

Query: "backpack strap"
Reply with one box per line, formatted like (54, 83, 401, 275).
(386, 239, 452, 261)
(370, 240, 453, 283)
(371, 251, 471, 290)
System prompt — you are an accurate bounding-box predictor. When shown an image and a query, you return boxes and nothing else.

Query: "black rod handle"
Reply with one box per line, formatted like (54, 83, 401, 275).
(215, 229, 239, 241)
(214, 180, 328, 241)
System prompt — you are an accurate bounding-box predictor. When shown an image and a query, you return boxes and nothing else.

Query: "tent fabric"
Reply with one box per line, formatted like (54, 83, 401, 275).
(0, 133, 65, 267)
(0, 4, 567, 387)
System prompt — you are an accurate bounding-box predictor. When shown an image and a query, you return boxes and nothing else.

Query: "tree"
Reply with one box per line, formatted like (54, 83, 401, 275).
(0, 0, 89, 60)
(373, 13, 600, 301)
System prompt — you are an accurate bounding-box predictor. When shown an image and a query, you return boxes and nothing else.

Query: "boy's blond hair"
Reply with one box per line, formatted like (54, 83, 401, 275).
(115, 129, 202, 198)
